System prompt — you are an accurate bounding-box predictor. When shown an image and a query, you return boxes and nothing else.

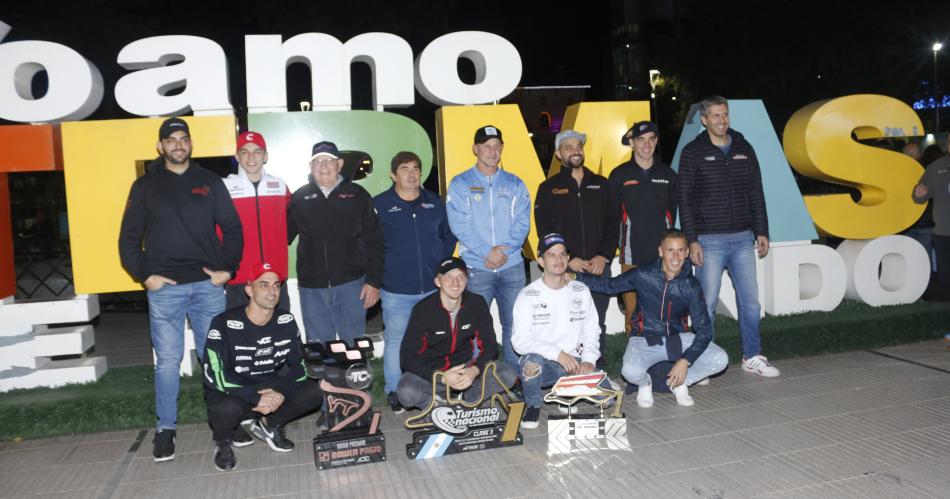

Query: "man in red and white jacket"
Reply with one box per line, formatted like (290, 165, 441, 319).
(224, 131, 292, 310)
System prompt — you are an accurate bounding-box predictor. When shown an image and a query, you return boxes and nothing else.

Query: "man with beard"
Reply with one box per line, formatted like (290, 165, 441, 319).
(119, 117, 243, 463)
(203, 264, 322, 471)
(534, 130, 618, 373)
(512, 234, 606, 429)
(575, 230, 728, 408)
(677, 95, 778, 377)
(223, 131, 292, 310)
(608, 121, 677, 334)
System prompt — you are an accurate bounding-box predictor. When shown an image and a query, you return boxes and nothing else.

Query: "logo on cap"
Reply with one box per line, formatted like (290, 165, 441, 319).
(484, 127, 498, 136)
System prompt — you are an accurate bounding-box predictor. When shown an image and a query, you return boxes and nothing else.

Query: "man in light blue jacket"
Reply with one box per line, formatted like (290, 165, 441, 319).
(446, 125, 531, 369)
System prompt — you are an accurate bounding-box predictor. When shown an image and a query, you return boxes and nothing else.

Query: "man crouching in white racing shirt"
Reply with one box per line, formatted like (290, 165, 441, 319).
(512, 233, 616, 429)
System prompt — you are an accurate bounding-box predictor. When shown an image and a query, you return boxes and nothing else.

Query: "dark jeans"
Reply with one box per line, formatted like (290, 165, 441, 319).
(396, 363, 518, 410)
(204, 379, 323, 442)
(225, 283, 291, 311)
(591, 290, 610, 369)
(934, 234, 950, 291)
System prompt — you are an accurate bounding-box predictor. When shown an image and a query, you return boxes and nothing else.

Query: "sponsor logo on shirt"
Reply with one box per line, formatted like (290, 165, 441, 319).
(235, 366, 249, 373)
(257, 336, 272, 345)
(207, 329, 221, 340)
(704, 156, 716, 161)
(267, 181, 280, 188)
(651, 179, 670, 184)
(274, 338, 292, 346)
(191, 186, 210, 196)
(421, 203, 435, 209)
(733, 154, 748, 160)
(277, 314, 294, 324)
(571, 297, 583, 309)
(255, 347, 273, 357)
(235, 355, 252, 361)
(552, 187, 569, 195)
(533, 303, 548, 309)
(570, 283, 585, 292)
(461, 323, 471, 330)
(434, 330, 446, 335)
(304, 193, 319, 200)
(227, 320, 244, 330)
(234, 345, 256, 351)
(336, 193, 355, 199)
(469, 186, 485, 193)
(585, 185, 601, 190)
(524, 289, 541, 297)
(388, 206, 402, 212)
(274, 348, 291, 357)
(623, 179, 639, 186)
(254, 359, 274, 366)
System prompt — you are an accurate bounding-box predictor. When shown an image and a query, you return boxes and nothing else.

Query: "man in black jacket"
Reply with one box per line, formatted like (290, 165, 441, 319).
(288, 141, 384, 345)
(608, 121, 677, 334)
(203, 263, 322, 471)
(534, 129, 618, 370)
(676, 96, 779, 377)
(577, 230, 728, 408)
(119, 117, 243, 463)
(397, 257, 517, 410)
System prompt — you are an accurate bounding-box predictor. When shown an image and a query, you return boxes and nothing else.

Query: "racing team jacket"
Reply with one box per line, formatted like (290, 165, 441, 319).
(534, 166, 618, 262)
(288, 176, 384, 288)
(400, 291, 498, 380)
(202, 307, 308, 404)
(511, 278, 602, 366)
(373, 186, 457, 295)
(676, 129, 769, 244)
(223, 168, 291, 285)
(607, 159, 677, 265)
(578, 258, 713, 366)
(119, 159, 242, 284)
(446, 166, 531, 272)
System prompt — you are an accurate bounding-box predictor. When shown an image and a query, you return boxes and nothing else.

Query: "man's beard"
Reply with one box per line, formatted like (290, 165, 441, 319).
(163, 149, 190, 165)
(567, 155, 584, 169)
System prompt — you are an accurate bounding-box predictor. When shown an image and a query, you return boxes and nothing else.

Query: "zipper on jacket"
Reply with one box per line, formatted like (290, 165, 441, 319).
(322, 192, 332, 288)
(253, 182, 265, 263)
(412, 209, 425, 294)
(488, 175, 497, 270)
(576, 180, 587, 259)
(660, 280, 670, 336)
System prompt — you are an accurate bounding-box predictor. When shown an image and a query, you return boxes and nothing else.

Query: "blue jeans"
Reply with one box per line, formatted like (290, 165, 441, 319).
(299, 276, 366, 345)
(695, 231, 762, 359)
(147, 279, 225, 430)
(518, 353, 611, 408)
(467, 265, 525, 369)
(380, 288, 435, 394)
(621, 334, 729, 387)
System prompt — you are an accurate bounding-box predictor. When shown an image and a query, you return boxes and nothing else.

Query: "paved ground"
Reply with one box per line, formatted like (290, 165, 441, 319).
(1, 337, 949, 498)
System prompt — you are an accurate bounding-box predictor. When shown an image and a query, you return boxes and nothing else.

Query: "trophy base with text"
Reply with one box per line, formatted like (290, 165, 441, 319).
(314, 425, 387, 470)
(547, 413, 629, 455)
(406, 415, 523, 460)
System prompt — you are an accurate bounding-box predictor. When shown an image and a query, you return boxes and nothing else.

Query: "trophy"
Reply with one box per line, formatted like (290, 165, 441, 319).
(544, 371, 629, 455)
(303, 337, 386, 470)
(404, 362, 524, 459)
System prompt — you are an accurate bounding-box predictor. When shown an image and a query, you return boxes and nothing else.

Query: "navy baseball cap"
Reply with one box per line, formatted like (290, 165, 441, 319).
(310, 141, 340, 160)
(538, 233, 569, 256)
(621, 121, 658, 144)
(159, 117, 190, 139)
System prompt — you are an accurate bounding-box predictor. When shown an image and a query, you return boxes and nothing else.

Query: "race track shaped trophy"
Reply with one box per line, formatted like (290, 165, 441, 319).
(404, 361, 525, 459)
(544, 371, 629, 455)
(303, 337, 386, 470)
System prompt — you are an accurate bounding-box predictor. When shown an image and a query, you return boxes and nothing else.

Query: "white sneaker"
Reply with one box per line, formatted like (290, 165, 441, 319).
(670, 384, 694, 406)
(696, 377, 710, 386)
(606, 377, 622, 391)
(742, 355, 780, 377)
(636, 381, 654, 408)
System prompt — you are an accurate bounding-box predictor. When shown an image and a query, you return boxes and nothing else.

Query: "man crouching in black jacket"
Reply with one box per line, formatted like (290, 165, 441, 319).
(203, 263, 322, 472)
(397, 257, 517, 410)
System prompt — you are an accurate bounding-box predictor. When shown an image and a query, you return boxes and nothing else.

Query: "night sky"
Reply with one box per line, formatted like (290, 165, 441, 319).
(4, 0, 950, 149)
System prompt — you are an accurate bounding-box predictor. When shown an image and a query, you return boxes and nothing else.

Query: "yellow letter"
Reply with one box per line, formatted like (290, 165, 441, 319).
(783, 95, 924, 239)
(552, 101, 651, 177)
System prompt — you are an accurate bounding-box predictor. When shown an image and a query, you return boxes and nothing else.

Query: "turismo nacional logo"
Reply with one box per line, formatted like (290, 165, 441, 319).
(430, 406, 503, 434)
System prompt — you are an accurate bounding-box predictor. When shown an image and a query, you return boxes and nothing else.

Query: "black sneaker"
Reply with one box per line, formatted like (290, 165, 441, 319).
(214, 439, 236, 471)
(521, 406, 541, 430)
(250, 418, 295, 452)
(231, 424, 254, 448)
(152, 429, 176, 462)
(387, 392, 406, 414)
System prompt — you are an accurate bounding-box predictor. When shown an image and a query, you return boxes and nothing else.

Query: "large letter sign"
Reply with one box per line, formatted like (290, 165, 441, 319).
(783, 94, 925, 239)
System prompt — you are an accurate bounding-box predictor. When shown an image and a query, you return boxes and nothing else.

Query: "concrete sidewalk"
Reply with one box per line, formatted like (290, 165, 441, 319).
(1, 340, 948, 498)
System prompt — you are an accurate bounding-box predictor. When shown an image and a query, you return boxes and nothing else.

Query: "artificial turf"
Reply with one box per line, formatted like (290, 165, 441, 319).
(1, 300, 947, 441)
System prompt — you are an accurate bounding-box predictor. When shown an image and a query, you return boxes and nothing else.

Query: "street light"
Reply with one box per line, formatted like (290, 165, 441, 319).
(648, 69, 661, 155)
(934, 42, 942, 133)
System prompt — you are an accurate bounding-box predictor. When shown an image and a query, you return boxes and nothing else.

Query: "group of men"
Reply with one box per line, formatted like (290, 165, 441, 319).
(118, 95, 778, 471)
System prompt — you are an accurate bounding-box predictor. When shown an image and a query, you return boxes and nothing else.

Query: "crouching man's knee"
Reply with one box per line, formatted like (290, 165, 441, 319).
(519, 353, 544, 380)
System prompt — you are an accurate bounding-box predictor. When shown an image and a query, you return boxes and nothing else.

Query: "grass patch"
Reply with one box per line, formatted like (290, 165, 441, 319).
(2, 300, 948, 441)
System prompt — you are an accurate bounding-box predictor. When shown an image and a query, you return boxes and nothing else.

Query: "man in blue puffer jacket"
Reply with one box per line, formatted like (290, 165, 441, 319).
(446, 125, 531, 369)
(374, 151, 457, 413)
(576, 229, 728, 408)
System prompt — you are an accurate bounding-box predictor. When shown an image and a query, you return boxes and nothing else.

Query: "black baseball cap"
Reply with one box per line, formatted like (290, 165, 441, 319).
(437, 256, 468, 277)
(621, 121, 658, 144)
(159, 117, 190, 139)
(474, 125, 503, 144)
(538, 233, 569, 256)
